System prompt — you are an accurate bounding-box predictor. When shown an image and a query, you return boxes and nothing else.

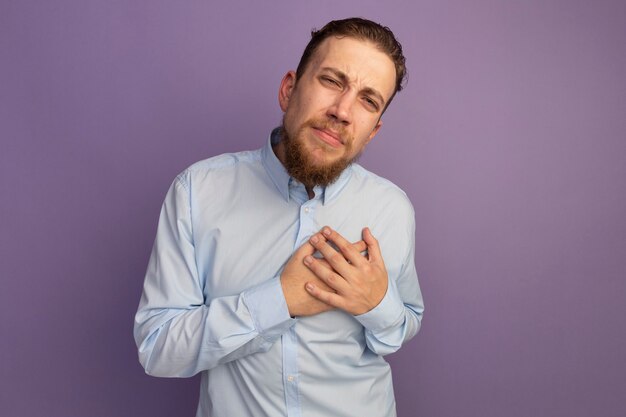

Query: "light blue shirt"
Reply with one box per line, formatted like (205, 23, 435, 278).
(134, 129, 424, 417)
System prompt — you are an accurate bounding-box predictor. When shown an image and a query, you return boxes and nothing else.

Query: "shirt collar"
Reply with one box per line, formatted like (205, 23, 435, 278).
(261, 127, 352, 205)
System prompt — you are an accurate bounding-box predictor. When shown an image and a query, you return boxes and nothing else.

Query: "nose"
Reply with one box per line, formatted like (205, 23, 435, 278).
(326, 92, 354, 125)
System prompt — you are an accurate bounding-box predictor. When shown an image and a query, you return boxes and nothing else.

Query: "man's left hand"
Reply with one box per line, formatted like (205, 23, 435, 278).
(303, 227, 388, 316)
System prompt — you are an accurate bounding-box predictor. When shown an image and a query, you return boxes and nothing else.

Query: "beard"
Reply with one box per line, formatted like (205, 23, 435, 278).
(280, 117, 361, 188)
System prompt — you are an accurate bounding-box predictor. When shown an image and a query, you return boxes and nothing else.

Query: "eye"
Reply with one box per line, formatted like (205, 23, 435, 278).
(363, 96, 380, 112)
(320, 76, 341, 88)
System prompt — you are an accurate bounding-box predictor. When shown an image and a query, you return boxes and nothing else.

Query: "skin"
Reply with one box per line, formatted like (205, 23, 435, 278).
(305, 227, 389, 316)
(278, 36, 397, 316)
(275, 36, 397, 194)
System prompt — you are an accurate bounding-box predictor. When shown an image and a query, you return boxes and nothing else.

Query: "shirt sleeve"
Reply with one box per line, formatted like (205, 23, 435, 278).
(353, 199, 424, 356)
(133, 174, 295, 378)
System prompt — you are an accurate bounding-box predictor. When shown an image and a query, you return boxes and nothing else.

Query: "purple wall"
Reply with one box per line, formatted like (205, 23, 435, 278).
(1, 1, 625, 416)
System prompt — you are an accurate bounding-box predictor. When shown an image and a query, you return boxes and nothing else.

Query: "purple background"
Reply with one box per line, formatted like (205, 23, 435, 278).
(1, 1, 625, 416)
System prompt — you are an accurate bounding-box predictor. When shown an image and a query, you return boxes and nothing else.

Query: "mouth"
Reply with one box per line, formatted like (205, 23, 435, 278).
(311, 127, 343, 148)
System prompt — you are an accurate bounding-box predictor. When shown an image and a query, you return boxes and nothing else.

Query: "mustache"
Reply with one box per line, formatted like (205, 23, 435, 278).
(303, 118, 352, 144)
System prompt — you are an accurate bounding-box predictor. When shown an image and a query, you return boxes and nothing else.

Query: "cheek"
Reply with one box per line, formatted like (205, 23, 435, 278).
(285, 98, 312, 125)
(283, 104, 303, 131)
(355, 115, 379, 137)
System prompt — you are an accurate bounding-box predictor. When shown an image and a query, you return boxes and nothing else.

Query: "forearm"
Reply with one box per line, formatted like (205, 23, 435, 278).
(357, 202, 424, 355)
(134, 278, 295, 377)
(355, 276, 423, 355)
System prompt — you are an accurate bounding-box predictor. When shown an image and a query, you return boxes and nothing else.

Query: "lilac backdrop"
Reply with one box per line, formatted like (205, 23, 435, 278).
(1, 1, 625, 416)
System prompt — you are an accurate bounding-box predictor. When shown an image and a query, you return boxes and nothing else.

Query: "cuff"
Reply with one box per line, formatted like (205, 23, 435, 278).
(354, 278, 405, 332)
(242, 277, 294, 337)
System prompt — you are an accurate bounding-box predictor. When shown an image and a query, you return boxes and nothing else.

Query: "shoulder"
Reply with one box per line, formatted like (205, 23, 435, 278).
(174, 148, 263, 188)
(184, 148, 262, 176)
(344, 165, 416, 258)
(348, 164, 414, 212)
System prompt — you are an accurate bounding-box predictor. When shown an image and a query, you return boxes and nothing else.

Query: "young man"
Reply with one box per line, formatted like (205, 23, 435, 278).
(134, 17, 424, 417)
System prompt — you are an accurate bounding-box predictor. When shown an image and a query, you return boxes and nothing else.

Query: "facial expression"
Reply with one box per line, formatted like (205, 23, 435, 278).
(277, 36, 397, 187)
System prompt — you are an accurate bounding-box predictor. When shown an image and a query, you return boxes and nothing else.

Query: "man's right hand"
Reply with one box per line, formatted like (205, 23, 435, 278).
(280, 237, 367, 317)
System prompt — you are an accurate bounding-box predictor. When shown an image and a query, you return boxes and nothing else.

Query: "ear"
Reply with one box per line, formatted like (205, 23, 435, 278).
(278, 71, 297, 112)
(366, 120, 383, 144)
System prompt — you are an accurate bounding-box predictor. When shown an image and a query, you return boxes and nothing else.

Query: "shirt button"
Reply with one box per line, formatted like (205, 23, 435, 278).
(304, 207, 310, 213)
(287, 375, 295, 382)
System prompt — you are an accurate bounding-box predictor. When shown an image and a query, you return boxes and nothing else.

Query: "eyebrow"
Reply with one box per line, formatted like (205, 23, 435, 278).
(321, 67, 387, 109)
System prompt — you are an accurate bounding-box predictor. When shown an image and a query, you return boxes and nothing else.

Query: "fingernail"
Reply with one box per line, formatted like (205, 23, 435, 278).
(310, 235, 319, 244)
(305, 283, 314, 291)
(304, 256, 313, 265)
(322, 227, 331, 236)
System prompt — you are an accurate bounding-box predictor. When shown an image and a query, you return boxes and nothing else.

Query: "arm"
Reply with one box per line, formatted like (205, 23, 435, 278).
(133, 175, 295, 377)
(303, 222, 424, 355)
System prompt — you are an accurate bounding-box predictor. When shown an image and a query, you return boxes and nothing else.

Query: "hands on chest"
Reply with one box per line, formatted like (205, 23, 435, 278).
(280, 226, 388, 317)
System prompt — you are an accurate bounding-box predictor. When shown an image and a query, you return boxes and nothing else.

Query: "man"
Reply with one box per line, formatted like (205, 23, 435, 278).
(134, 17, 424, 417)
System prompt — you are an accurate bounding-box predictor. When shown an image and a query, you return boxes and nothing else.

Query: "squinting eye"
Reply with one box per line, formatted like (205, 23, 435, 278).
(364, 97, 379, 111)
(322, 76, 340, 87)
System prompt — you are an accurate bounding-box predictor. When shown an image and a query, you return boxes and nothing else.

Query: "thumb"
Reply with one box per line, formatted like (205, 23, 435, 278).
(294, 240, 316, 258)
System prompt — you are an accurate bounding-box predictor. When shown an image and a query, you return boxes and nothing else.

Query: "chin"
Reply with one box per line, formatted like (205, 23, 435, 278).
(309, 154, 341, 169)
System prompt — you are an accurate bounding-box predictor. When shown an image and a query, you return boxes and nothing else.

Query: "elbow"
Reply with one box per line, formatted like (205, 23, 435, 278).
(139, 350, 197, 378)
(369, 342, 402, 356)
(136, 332, 203, 378)
(135, 328, 182, 378)
(137, 345, 163, 377)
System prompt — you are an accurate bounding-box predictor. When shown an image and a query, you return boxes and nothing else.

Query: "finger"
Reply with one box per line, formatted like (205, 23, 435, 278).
(321, 227, 367, 266)
(316, 257, 335, 271)
(294, 240, 316, 258)
(319, 238, 366, 257)
(362, 227, 382, 264)
(309, 233, 353, 277)
(305, 282, 346, 310)
(303, 254, 349, 292)
(317, 241, 365, 269)
(351, 240, 367, 255)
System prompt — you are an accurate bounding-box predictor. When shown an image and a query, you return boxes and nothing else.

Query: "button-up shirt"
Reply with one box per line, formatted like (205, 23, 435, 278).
(134, 129, 424, 417)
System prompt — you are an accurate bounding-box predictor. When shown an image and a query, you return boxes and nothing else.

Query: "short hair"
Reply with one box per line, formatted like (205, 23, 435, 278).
(295, 17, 407, 101)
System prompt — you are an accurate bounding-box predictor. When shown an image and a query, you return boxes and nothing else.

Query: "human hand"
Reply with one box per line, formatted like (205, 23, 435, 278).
(303, 227, 388, 316)
(281, 237, 367, 317)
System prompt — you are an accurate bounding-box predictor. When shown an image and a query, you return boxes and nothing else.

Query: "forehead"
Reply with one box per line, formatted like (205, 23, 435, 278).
(307, 36, 396, 101)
